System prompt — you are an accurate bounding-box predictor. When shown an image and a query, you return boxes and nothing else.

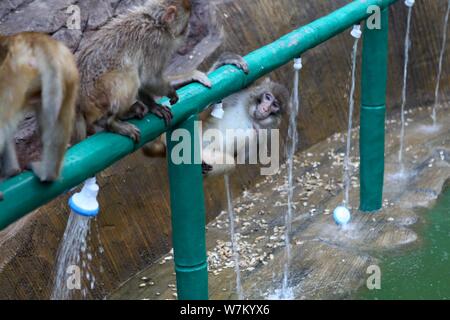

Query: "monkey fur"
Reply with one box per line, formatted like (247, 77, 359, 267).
(75, 0, 197, 143)
(143, 53, 288, 176)
(0, 32, 79, 200)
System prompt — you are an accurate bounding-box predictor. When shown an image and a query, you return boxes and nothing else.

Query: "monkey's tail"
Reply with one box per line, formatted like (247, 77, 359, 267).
(142, 139, 167, 158)
(40, 62, 64, 126)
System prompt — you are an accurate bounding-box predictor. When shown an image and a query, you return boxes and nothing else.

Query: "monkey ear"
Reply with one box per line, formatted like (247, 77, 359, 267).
(163, 5, 177, 24)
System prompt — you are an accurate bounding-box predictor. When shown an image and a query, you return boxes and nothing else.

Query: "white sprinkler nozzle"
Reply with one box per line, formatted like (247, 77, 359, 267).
(404, 0, 415, 7)
(211, 101, 225, 119)
(69, 177, 100, 217)
(351, 25, 362, 39)
(333, 206, 351, 226)
(294, 58, 303, 70)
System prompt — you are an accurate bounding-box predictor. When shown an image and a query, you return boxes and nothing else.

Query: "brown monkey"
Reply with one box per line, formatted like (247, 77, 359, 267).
(143, 53, 287, 176)
(0, 32, 78, 190)
(76, 0, 209, 143)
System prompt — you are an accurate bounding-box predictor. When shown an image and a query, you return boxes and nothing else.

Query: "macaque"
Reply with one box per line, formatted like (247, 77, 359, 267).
(0, 32, 79, 191)
(75, 0, 210, 143)
(143, 53, 287, 176)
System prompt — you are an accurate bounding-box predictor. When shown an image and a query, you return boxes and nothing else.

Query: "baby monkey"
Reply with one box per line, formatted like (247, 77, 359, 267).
(76, 0, 209, 143)
(0, 32, 79, 199)
(143, 53, 288, 176)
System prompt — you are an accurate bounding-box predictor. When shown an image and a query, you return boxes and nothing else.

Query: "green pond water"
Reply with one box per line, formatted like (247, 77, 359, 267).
(358, 186, 450, 300)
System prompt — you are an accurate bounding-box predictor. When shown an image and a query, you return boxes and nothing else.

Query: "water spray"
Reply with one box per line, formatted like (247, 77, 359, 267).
(332, 25, 362, 227)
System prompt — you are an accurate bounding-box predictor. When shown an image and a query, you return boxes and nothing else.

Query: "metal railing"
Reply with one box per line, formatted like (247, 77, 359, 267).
(0, 0, 399, 299)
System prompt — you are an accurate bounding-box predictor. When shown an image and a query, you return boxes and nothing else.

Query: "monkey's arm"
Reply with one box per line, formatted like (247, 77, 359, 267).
(168, 70, 212, 90)
(208, 52, 249, 74)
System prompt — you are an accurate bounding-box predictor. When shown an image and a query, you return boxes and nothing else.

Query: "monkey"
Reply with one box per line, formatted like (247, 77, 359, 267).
(75, 0, 211, 143)
(142, 53, 288, 176)
(0, 32, 79, 195)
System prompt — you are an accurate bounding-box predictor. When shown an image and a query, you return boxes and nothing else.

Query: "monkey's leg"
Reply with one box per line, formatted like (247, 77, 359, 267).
(202, 161, 213, 175)
(209, 52, 249, 74)
(105, 115, 141, 143)
(1, 139, 20, 178)
(139, 90, 173, 126)
(202, 149, 236, 176)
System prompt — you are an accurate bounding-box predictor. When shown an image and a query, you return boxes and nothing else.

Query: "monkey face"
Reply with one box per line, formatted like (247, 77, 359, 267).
(249, 80, 288, 128)
(252, 92, 281, 120)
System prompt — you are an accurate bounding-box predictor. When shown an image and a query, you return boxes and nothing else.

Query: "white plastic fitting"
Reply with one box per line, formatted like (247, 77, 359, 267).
(211, 101, 225, 119)
(293, 58, 303, 70)
(351, 25, 362, 39)
(404, 0, 415, 7)
(69, 177, 100, 217)
(333, 205, 351, 226)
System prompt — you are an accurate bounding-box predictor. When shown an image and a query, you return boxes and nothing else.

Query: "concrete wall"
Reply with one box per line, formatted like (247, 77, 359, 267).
(0, 0, 448, 299)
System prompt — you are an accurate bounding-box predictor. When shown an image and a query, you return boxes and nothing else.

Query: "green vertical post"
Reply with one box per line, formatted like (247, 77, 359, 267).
(166, 115, 208, 300)
(360, 8, 389, 212)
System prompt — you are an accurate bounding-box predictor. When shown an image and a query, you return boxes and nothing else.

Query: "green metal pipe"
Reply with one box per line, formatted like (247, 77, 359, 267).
(0, 0, 398, 230)
(166, 115, 208, 300)
(360, 8, 389, 212)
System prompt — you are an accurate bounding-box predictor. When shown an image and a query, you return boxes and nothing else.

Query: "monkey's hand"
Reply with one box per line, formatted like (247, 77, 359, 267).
(202, 161, 213, 175)
(184, 70, 212, 88)
(169, 70, 212, 89)
(210, 52, 250, 75)
(167, 88, 179, 106)
(149, 103, 173, 127)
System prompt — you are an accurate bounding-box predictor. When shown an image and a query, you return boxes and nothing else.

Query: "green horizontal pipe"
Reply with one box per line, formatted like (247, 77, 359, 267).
(167, 115, 208, 300)
(0, 0, 399, 230)
(360, 8, 389, 212)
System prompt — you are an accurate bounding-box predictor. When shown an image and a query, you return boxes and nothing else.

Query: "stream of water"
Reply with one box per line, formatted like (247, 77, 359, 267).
(224, 174, 244, 300)
(398, 6, 413, 172)
(432, 0, 450, 126)
(51, 212, 93, 300)
(278, 59, 301, 300)
(343, 37, 360, 207)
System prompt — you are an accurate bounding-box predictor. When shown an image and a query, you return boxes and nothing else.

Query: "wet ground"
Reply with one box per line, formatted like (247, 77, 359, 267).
(358, 184, 450, 300)
(110, 102, 450, 300)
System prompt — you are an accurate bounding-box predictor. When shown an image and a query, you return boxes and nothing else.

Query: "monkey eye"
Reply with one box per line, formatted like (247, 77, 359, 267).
(272, 101, 280, 112)
(263, 92, 274, 102)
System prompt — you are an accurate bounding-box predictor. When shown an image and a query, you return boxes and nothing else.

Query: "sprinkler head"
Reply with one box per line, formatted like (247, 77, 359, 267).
(404, 0, 415, 7)
(333, 206, 351, 226)
(351, 25, 362, 39)
(69, 177, 99, 217)
(293, 58, 303, 70)
(211, 101, 225, 119)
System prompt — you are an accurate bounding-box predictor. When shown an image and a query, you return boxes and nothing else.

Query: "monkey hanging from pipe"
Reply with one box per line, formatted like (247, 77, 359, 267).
(75, 0, 211, 143)
(0, 32, 79, 200)
(143, 52, 289, 176)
